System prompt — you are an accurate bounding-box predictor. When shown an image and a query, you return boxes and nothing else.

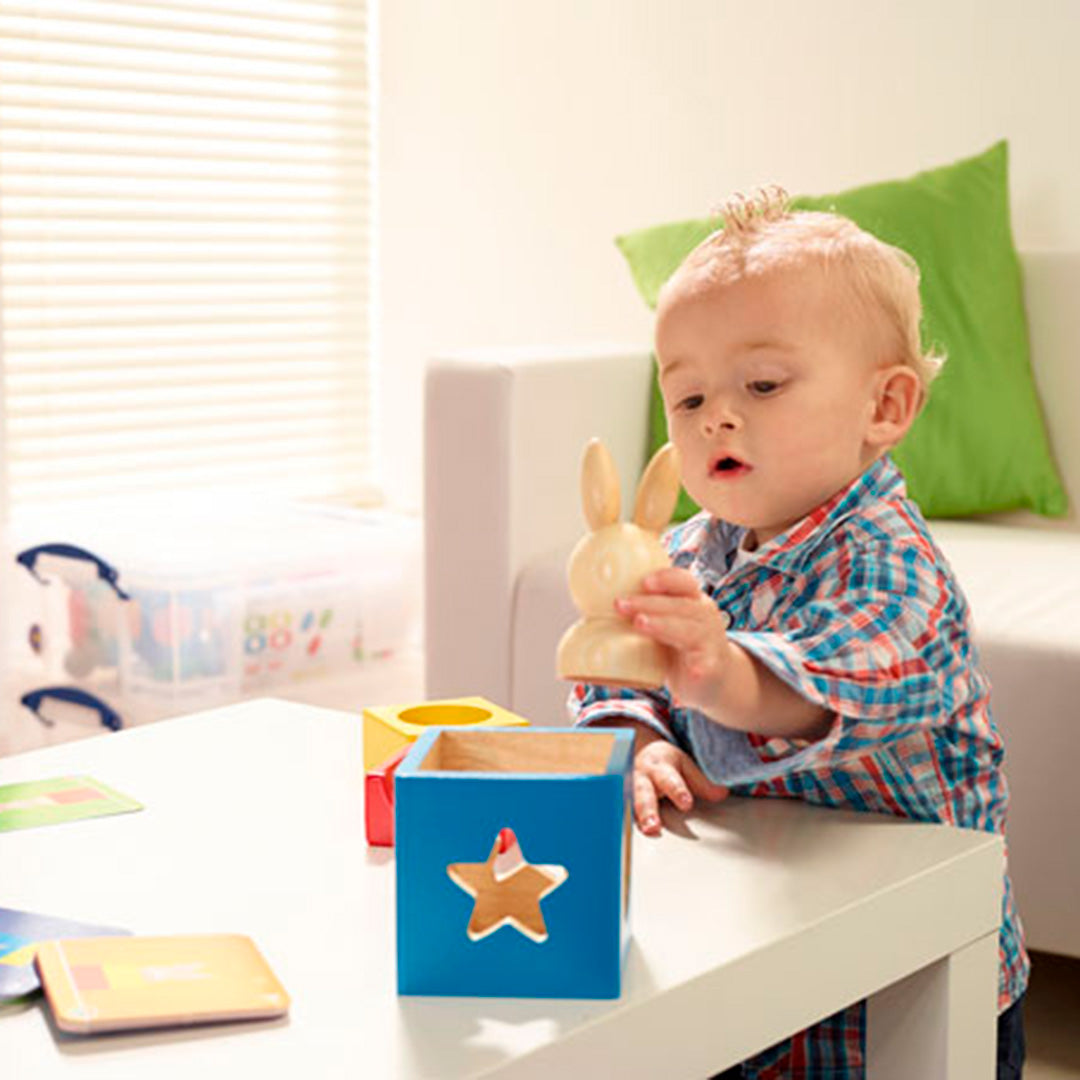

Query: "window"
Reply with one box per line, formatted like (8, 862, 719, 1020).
(0, 1, 375, 520)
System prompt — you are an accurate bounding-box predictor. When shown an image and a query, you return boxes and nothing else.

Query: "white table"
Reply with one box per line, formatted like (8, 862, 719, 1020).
(0, 699, 1002, 1078)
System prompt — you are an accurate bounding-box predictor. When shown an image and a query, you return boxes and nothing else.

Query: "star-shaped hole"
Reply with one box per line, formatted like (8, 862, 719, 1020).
(447, 828, 568, 943)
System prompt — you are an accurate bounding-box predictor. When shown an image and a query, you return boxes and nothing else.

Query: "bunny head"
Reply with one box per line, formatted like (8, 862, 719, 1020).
(567, 438, 681, 616)
(556, 438, 682, 689)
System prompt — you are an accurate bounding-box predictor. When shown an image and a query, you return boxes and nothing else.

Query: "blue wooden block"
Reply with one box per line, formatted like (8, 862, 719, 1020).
(395, 726, 634, 999)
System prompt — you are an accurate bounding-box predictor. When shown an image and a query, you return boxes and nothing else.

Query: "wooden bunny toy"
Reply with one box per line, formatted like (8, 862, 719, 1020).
(556, 438, 682, 689)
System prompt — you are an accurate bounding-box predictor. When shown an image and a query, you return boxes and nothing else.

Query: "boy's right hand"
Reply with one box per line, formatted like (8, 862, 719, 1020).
(631, 726, 728, 836)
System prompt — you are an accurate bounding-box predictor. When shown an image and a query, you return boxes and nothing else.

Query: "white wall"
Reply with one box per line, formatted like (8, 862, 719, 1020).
(378, 0, 1080, 512)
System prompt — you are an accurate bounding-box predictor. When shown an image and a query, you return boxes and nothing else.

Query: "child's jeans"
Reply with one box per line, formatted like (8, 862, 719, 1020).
(711, 994, 1026, 1079)
(997, 995, 1027, 1080)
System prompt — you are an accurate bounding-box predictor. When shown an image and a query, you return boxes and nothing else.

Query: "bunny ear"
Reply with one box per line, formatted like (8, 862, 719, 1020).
(581, 438, 621, 530)
(632, 443, 682, 532)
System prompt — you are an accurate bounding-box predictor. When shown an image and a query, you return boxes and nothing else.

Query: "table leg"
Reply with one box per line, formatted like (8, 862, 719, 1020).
(865, 931, 998, 1079)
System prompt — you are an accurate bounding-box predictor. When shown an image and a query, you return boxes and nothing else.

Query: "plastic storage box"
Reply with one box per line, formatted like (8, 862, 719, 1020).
(2, 495, 421, 752)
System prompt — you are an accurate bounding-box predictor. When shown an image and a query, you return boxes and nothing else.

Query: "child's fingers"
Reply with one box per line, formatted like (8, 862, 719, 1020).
(617, 594, 726, 634)
(640, 567, 701, 596)
(683, 759, 729, 803)
(615, 592, 705, 617)
(632, 772, 663, 836)
(645, 761, 693, 812)
(631, 611, 715, 652)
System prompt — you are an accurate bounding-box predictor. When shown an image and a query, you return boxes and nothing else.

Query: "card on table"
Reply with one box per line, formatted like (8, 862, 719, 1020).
(35, 934, 291, 1034)
(0, 907, 130, 1001)
(0, 776, 142, 834)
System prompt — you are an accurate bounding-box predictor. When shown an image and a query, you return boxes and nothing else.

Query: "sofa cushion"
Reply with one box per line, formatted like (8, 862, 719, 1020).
(930, 521, 1080, 647)
(616, 140, 1069, 522)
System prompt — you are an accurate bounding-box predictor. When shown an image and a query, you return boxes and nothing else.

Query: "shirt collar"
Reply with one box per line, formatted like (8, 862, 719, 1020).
(701, 454, 906, 578)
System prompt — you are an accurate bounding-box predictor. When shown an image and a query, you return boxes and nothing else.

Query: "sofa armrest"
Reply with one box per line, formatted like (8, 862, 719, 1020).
(1018, 252, 1080, 528)
(424, 346, 653, 707)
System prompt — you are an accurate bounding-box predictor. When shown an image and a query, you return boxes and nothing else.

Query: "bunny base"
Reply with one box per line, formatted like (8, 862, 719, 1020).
(556, 616, 666, 691)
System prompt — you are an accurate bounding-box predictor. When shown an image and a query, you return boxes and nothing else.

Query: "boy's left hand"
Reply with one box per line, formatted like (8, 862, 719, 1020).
(614, 567, 732, 714)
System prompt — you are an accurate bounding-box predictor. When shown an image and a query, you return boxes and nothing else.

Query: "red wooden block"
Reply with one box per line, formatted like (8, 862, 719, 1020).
(365, 745, 410, 847)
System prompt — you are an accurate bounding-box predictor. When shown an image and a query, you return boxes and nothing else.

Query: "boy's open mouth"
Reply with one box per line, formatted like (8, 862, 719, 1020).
(710, 454, 751, 479)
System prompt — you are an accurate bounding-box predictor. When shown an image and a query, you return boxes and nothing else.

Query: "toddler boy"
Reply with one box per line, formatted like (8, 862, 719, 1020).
(570, 189, 1027, 1079)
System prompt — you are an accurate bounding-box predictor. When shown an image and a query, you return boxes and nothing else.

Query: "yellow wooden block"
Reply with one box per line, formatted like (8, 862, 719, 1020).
(362, 696, 530, 771)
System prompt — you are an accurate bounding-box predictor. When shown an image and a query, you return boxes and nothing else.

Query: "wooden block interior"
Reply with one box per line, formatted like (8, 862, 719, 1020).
(419, 729, 615, 775)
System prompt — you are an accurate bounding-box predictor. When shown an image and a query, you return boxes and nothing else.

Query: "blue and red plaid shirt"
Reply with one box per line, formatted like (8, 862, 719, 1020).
(570, 454, 1028, 1079)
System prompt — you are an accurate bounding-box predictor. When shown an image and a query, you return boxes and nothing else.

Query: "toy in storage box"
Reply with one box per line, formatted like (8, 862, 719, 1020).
(3, 497, 420, 750)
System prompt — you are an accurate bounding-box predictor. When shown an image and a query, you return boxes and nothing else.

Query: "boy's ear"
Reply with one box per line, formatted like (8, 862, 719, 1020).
(865, 364, 923, 451)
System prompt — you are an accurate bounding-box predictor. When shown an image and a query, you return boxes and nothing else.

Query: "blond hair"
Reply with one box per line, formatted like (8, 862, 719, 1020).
(668, 186, 945, 391)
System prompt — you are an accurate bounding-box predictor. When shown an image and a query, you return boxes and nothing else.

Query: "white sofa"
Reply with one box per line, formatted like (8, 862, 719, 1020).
(424, 252, 1080, 960)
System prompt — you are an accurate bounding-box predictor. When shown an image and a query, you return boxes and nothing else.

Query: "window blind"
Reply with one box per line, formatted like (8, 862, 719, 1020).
(0, 0, 375, 518)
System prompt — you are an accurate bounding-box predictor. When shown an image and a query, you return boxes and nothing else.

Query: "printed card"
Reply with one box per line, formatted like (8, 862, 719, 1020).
(0, 776, 142, 834)
(36, 934, 290, 1034)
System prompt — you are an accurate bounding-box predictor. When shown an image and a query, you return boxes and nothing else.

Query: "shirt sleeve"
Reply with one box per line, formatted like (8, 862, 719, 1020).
(726, 541, 975, 763)
(567, 681, 676, 743)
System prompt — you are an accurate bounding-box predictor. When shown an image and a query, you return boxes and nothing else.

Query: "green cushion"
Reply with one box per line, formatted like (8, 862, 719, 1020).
(616, 141, 1068, 521)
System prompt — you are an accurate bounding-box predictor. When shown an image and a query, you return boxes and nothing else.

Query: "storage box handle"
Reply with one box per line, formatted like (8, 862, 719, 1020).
(15, 543, 130, 601)
(20, 687, 124, 733)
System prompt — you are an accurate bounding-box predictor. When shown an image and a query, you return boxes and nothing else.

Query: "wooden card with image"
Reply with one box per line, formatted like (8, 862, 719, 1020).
(35, 933, 289, 1034)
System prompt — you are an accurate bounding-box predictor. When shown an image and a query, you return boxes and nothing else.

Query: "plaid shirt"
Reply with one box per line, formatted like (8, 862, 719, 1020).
(570, 454, 1028, 1080)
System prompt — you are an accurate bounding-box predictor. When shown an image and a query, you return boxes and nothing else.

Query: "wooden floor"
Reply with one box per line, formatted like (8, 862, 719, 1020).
(1026, 951, 1080, 1079)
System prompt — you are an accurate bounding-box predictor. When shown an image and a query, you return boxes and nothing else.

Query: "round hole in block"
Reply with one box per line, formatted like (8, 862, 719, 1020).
(398, 703, 492, 727)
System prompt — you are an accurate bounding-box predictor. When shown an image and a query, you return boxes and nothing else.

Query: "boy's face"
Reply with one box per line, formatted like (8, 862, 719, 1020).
(656, 262, 887, 548)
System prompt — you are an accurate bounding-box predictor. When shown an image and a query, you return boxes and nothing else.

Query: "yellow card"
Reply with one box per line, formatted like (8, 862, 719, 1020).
(35, 934, 289, 1034)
